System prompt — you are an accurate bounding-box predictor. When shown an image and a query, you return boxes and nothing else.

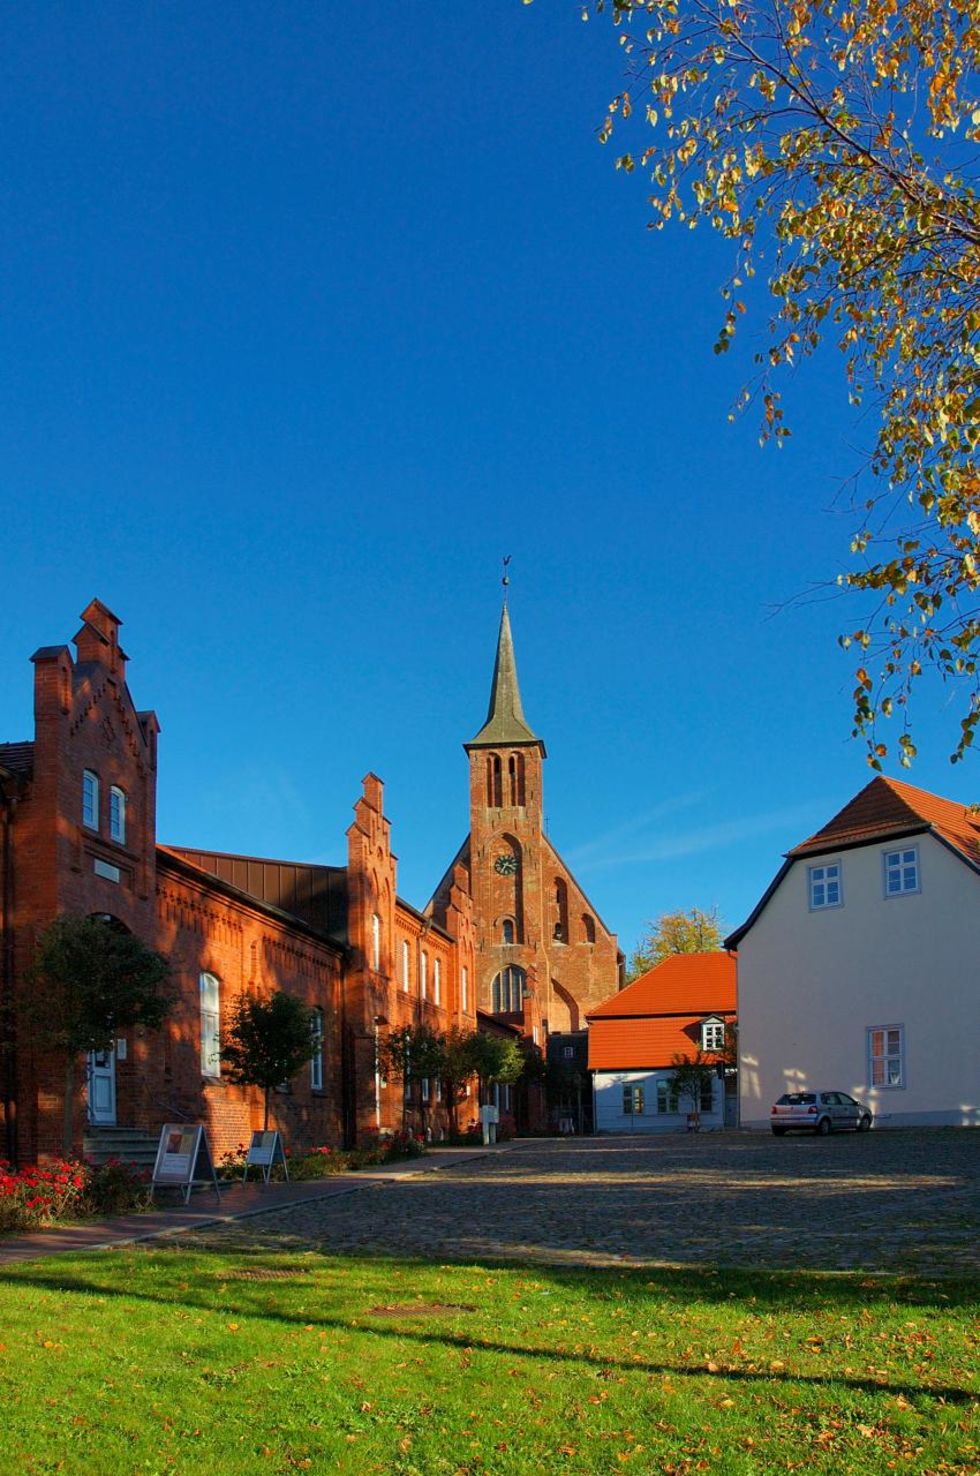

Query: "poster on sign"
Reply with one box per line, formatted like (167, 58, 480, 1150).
(151, 1124, 221, 1203)
(244, 1130, 288, 1185)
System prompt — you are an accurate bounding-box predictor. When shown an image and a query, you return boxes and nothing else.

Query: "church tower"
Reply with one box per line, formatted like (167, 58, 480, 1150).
(437, 586, 622, 1036)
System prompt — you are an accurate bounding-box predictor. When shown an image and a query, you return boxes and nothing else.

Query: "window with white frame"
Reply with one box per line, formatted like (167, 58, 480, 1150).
(868, 1025, 905, 1088)
(82, 770, 100, 831)
(656, 1080, 680, 1114)
(420, 951, 428, 1001)
(421, 1076, 430, 1103)
(433, 957, 441, 1006)
(371, 913, 381, 971)
(199, 973, 221, 1078)
(808, 861, 842, 909)
(701, 1019, 726, 1052)
(622, 1084, 645, 1115)
(402, 939, 410, 992)
(461, 966, 468, 1014)
(310, 1008, 324, 1091)
(109, 785, 127, 844)
(884, 846, 919, 897)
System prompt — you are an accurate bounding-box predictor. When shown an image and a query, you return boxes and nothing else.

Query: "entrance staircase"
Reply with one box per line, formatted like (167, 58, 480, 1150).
(83, 1125, 159, 1171)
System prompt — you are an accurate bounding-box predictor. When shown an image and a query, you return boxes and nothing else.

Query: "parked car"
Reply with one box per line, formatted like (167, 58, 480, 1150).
(770, 1091, 873, 1136)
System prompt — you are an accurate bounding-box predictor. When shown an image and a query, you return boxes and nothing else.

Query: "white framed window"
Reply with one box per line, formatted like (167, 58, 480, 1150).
(433, 958, 441, 1006)
(622, 1084, 645, 1115)
(701, 1019, 726, 1052)
(401, 939, 410, 992)
(421, 1076, 430, 1103)
(82, 770, 100, 831)
(109, 785, 127, 844)
(199, 973, 221, 1078)
(808, 861, 842, 910)
(868, 1025, 905, 1089)
(371, 913, 381, 972)
(310, 1008, 324, 1091)
(656, 1080, 680, 1114)
(884, 846, 919, 897)
(461, 966, 469, 1014)
(420, 951, 428, 1001)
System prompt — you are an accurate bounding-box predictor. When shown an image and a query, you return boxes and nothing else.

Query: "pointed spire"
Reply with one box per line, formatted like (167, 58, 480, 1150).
(468, 596, 543, 750)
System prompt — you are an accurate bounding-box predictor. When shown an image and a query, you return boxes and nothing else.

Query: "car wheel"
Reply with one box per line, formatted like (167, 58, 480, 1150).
(771, 1126, 786, 1136)
(816, 1116, 832, 1135)
(858, 1115, 872, 1132)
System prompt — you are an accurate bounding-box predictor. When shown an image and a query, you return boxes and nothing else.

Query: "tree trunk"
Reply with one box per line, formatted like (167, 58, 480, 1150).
(63, 1056, 76, 1160)
(263, 1087, 270, 1132)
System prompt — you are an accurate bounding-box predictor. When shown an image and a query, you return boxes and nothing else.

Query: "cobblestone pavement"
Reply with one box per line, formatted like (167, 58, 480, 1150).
(170, 1132, 979, 1276)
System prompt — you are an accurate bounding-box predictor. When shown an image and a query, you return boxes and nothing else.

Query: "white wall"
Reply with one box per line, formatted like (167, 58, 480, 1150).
(594, 1069, 724, 1133)
(738, 834, 980, 1128)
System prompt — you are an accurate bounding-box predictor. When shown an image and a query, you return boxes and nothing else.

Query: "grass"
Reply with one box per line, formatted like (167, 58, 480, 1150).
(0, 1248, 976, 1474)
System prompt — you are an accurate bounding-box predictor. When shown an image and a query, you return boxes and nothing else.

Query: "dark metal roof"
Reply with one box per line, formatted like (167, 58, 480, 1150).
(0, 742, 34, 778)
(165, 846, 349, 942)
(467, 602, 544, 752)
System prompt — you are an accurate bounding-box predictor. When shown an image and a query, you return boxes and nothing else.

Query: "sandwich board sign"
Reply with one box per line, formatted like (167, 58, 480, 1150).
(151, 1125, 221, 1204)
(243, 1129, 288, 1185)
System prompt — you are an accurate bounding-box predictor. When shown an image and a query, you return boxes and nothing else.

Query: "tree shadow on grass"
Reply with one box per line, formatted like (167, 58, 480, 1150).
(0, 1254, 976, 1407)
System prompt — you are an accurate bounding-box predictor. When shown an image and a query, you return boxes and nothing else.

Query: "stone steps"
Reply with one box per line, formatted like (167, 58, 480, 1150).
(83, 1126, 159, 1170)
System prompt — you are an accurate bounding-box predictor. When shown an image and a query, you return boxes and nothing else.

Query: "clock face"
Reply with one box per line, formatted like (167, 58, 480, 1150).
(494, 854, 518, 877)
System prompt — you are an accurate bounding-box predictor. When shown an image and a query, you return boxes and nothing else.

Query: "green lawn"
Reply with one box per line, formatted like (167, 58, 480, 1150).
(0, 1247, 976, 1474)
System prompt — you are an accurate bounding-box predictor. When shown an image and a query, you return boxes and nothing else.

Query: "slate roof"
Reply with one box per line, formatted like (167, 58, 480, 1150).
(0, 742, 34, 778)
(467, 602, 542, 750)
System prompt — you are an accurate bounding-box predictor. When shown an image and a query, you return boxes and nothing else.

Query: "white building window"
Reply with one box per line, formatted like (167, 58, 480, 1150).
(433, 958, 441, 1006)
(420, 951, 428, 1001)
(622, 1084, 645, 1115)
(371, 913, 381, 972)
(109, 785, 127, 844)
(656, 1080, 680, 1114)
(884, 846, 919, 897)
(701, 1019, 726, 1052)
(868, 1025, 905, 1088)
(310, 1008, 324, 1091)
(199, 973, 221, 1078)
(461, 966, 468, 1014)
(808, 861, 842, 910)
(421, 1076, 430, 1103)
(82, 770, 100, 831)
(402, 939, 410, 993)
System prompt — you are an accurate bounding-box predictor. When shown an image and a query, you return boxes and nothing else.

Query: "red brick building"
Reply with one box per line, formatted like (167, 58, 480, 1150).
(0, 594, 616, 1164)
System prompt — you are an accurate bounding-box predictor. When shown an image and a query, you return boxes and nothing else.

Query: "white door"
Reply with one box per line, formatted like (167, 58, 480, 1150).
(88, 1047, 117, 1124)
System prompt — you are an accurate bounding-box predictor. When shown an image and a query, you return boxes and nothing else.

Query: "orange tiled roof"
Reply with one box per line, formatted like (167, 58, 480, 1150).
(588, 1012, 734, 1071)
(788, 775, 980, 867)
(586, 951, 736, 1020)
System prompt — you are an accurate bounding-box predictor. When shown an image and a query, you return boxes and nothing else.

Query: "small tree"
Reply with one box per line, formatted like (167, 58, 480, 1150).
(628, 907, 725, 981)
(668, 1050, 717, 1129)
(466, 1031, 524, 1106)
(441, 1027, 477, 1136)
(379, 1023, 445, 1136)
(28, 915, 173, 1156)
(221, 991, 317, 1131)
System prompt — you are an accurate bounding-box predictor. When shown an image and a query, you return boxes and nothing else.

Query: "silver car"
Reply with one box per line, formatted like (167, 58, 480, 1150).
(770, 1090, 873, 1136)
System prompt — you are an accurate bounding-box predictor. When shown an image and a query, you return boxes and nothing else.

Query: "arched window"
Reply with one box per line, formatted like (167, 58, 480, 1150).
(491, 965, 527, 1013)
(371, 913, 381, 972)
(310, 1008, 324, 1090)
(508, 753, 526, 806)
(582, 913, 596, 944)
(433, 957, 442, 1006)
(199, 973, 221, 1078)
(82, 770, 100, 831)
(109, 786, 127, 844)
(421, 951, 428, 1001)
(554, 878, 569, 943)
(402, 939, 410, 992)
(486, 753, 503, 808)
(461, 966, 469, 1014)
(502, 918, 515, 944)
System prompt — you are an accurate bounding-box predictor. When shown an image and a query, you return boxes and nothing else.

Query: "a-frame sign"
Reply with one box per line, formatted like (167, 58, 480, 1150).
(151, 1124, 222, 1204)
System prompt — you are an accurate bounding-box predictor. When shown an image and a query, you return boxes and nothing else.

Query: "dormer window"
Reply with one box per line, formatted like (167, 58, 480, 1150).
(109, 786, 127, 844)
(701, 1016, 726, 1052)
(82, 770, 100, 831)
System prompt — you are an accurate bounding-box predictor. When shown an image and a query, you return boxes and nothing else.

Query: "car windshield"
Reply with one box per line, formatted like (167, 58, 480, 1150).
(777, 1093, 816, 1105)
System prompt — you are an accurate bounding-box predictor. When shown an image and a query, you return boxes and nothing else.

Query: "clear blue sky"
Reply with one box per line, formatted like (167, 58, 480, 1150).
(1, 3, 974, 959)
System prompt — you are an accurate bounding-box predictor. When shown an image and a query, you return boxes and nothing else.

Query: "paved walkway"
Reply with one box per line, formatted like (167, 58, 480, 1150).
(164, 1131, 980, 1277)
(0, 1146, 497, 1266)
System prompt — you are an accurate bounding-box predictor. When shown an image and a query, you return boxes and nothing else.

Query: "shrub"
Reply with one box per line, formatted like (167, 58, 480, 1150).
(0, 1158, 86, 1233)
(82, 1158, 153, 1217)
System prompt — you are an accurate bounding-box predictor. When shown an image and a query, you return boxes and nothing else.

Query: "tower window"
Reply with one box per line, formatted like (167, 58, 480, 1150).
(487, 753, 503, 808)
(582, 913, 596, 944)
(502, 918, 515, 944)
(507, 752, 526, 806)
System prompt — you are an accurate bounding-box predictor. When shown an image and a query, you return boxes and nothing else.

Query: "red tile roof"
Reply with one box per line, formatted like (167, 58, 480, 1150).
(588, 1013, 734, 1071)
(788, 775, 980, 867)
(586, 951, 736, 1020)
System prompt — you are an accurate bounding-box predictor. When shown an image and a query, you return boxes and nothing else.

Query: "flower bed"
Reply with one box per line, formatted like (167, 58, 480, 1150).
(0, 1157, 152, 1236)
(218, 1131, 426, 1183)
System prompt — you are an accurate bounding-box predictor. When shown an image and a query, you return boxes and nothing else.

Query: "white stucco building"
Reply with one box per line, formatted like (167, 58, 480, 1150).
(728, 776, 980, 1129)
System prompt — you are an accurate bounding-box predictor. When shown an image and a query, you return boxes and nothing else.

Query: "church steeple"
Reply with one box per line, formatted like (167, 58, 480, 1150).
(466, 597, 544, 753)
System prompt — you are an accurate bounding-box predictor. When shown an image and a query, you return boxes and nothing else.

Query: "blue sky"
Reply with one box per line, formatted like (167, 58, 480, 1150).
(1, 2, 975, 959)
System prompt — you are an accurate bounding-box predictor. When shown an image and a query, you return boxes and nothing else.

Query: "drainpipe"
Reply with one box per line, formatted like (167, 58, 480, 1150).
(0, 771, 20, 1167)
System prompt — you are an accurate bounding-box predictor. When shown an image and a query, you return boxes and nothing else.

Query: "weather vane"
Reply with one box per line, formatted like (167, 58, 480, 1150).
(502, 554, 511, 592)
